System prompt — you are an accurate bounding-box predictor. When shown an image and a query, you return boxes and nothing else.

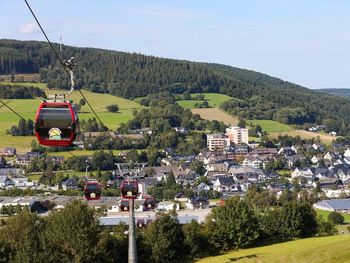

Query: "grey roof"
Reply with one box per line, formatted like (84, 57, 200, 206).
(316, 199, 350, 210)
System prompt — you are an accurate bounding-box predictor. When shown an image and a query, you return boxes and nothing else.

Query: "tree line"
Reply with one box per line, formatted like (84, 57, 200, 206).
(0, 187, 336, 263)
(0, 84, 45, 99)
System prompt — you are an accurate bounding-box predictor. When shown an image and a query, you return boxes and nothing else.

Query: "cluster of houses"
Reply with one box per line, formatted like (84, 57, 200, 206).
(3, 125, 350, 213)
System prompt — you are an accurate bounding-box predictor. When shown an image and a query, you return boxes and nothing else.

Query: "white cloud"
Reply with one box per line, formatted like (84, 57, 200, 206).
(19, 21, 39, 34)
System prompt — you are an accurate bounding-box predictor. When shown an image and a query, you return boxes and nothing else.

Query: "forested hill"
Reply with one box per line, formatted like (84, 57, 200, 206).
(1, 39, 350, 135)
(315, 88, 350, 98)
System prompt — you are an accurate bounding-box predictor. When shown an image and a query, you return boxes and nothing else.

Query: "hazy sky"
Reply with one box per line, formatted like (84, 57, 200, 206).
(1, 0, 350, 89)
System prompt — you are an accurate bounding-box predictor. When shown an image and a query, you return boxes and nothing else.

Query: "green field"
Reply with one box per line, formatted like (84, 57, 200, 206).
(0, 83, 141, 153)
(176, 93, 234, 108)
(249, 120, 294, 133)
(316, 209, 350, 223)
(197, 235, 350, 263)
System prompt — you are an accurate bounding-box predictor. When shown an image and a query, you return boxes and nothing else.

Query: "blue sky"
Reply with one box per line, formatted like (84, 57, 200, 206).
(1, 0, 350, 89)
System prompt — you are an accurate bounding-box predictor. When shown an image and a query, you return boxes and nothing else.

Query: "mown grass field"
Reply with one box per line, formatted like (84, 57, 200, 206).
(0, 82, 141, 153)
(191, 108, 238, 126)
(269, 130, 336, 145)
(249, 120, 294, 133)
(316, 209, 350, 223)
(197, 235, 350, 263)
(177, 93, 234, 108)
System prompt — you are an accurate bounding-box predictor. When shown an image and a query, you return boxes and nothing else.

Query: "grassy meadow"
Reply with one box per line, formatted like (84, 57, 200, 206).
(0, 82, 141, 152)
(191, 108, 238, 126)
(176, 93, 234, 108)
(197, 235, 350, 263)
(249, 119, 294, 133)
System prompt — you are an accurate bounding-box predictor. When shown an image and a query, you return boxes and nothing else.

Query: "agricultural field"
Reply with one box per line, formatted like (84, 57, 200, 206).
(177, 93, 234, 108)
(249, 120, 294, 133)
(269, 130, 336, 145)
(191, 108, 238, 126)
(46, 149, 139, 158)
(0, 82, 142, 153)
(197, 235, 350, 263)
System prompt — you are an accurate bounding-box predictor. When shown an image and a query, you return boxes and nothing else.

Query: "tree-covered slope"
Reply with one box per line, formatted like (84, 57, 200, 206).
(315, 88, 350, 98)
(1, 39, 350, 135)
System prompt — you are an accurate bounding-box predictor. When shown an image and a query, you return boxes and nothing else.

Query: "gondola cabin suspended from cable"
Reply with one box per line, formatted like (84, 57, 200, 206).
(34, 100, 79, 147)
(120, 180, 139, 199)
(119, 199, 130, 212)
(84, 181, 102, 201)
(143, 196, 156, 211)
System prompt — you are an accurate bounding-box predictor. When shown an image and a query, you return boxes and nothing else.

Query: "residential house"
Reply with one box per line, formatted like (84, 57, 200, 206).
(138, 178, 157, 195)
(324, 152, 342, 164)
(186, 196, 209, 209)
(174, 192, 189, 202)
(278, 147, 295, 156)
(11, 177, 35, 187)
(285, 154, 306, 168)
(291, 167, 314, 183)
(242, 155, 271, 169)
(330, 164, 350, 184)
(15, 152, 41, 166)
(3, 147, 16, 156)
(0, 176, 14, 188)
(173, 127, 188, 134)
(228, 166, 263, 182)
(311, 155, 320, 164)
(195, 182, 211, 193)
(61, 178, 80, 190)
(213, 177, 240, 192)
(312, 143, 325, 152)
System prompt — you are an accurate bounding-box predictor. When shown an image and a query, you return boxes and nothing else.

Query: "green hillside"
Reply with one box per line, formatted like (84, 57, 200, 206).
(315, 88, 350, 98)
(197, 235, 350, 263)
(0, 82, 141, 152)
(2, 39, 350, 136)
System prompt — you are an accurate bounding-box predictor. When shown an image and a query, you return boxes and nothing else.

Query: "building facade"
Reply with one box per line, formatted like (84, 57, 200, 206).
(207, 134, 231, 151)
(226, 126, 249, 145)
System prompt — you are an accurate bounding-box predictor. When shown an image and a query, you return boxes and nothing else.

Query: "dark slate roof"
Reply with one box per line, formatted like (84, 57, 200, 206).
(218, 177, 235, 186)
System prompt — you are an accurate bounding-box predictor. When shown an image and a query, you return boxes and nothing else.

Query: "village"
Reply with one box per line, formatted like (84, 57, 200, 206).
(1, 125, 350, 224)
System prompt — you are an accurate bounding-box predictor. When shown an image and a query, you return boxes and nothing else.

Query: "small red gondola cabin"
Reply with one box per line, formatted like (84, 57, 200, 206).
(84, 181, 102, 201)
(119, 199, 130, 212)
(35, 100, 78, 147)
(120, 180, 139, 199)
(143, 196, 156, 211)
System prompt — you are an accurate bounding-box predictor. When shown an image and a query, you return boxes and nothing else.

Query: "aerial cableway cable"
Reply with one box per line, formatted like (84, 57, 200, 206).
(0, 100, 26, 120)
(23, 0, 106, 127)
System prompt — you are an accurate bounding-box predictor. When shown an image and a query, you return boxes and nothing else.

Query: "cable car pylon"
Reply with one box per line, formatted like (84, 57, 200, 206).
(128, 198, 137, 263)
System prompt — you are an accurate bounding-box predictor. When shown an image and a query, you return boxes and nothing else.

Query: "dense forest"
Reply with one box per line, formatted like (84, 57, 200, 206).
(1, 39, 350, 134)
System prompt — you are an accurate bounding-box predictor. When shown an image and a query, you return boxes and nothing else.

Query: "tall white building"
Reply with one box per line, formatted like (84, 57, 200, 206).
(207, 134, 231, 151)
(225, 126, 249, 145)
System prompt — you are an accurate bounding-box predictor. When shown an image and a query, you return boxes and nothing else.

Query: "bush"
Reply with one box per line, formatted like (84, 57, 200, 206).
(328, 211, 344, 224)
(106, 104, 119, 112)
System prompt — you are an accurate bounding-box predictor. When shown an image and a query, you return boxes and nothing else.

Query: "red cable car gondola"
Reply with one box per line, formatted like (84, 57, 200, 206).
(120, 180, 139, 199)
(34, 100, 79, 147)
(84, 181, 102, 201)
(143, 196, 156, 211)
(119, 199, 130, 212)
